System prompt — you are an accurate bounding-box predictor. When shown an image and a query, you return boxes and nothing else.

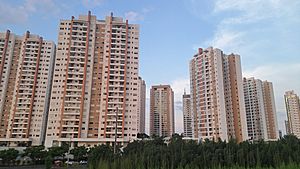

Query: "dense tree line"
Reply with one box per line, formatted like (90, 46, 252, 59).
(0, 144, 71, 167)
(1, 134, 300, 169)
(88, 134, 300, 169)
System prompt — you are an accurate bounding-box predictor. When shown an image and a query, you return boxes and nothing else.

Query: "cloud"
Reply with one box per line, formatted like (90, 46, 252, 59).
(0, 3, 28, 24)
(145, 78, 190, 134)
(244, 63, 300, 134)
(197, 0, 300, 136)
(125, 11, 144, 22)
(82, 0, 104, 8)
(170, 78, 190, 102)
(214, 0, 288, 24)
(0, 0, 64, 25)
(170, 78, 190, 134)
(203, 29, 245, 53)
(197, 0, 300, 54)
(124, 7, 153, 23)
(184, 0, 215, 20)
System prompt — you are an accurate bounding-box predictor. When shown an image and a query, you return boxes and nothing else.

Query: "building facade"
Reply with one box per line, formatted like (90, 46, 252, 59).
(45, 12, 140, 147)
(285, 91, 300, 138)
(183, 92, 193, 137)
(150, 85, 174, 137)
(0, 30, 55, 146)
(190, 47, 248, 142)
(262, 81, 279, 140)
(243, 78, 267, 141)
(137, 77, 146, 134)
(285, 120, 290, 135)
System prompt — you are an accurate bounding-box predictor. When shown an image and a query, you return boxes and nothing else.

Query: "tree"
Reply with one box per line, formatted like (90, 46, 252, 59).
(88, 144, 114, 169)
(23, 145, 46, 164)
(70, 146, 87, 161)
(84, 134, 300, 169)
(47, 145, 68, 158)
(0, 149, 19, 166)
(45, 155, 53, 169)
(137, 133, 150, 139)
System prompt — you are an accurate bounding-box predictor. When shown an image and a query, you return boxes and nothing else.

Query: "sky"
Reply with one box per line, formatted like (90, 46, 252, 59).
(0, 0, 299, 135)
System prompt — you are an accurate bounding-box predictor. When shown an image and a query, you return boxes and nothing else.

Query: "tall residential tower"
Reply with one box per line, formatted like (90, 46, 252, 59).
(190, 47, 248, 142)
(0, 31, 55, 146)
(285, 91, 300, 138)
(183, 92, 193, 137)
(137, 77, 146, 134)
(45, 12, 140, 147)
(262, 81, 279, 140)
(150, 85, 174, 137)
(243, 78, 278, 141)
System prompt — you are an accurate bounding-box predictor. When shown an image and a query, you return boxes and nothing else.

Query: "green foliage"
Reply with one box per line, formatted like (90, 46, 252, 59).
(0, 148, 19, 165)
(47, 145, 68, 158)
(70, 146, 87, 161)
(23, 145, 46, 164)
(87, 134, 300, 169)
(45, 155, 52, 169)
(88, 144, 115, 169)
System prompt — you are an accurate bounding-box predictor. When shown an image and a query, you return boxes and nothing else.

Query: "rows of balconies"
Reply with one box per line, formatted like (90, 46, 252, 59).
(20, 77, 35, 83)
(68, 63, 85, 68)
(66, 86, 82, 91)
(16, 104, 31, 109)
(16, 101, 31, 106)
(18, 90, 33, 95)
(66, 79, 83, 84)
(61, 117, 80, 121)
(61, 125, 78, 128)
(65, 91, 82, 96)
(64, 102, 81, 107)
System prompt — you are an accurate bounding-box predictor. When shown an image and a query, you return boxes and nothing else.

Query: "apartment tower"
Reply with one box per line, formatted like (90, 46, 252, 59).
(137, 77, 146, 133)
(150, 85, 174, 137)
(0, 30, 55, 146)
(285, 91, 300, 138)
(190, 47, 248, 142)
(243, 78, 266, 141)
(262, 81, 279, 140)
(285, 120, 290, 135)
(183, 92, 193, 137)
(45, 12, 139, 147)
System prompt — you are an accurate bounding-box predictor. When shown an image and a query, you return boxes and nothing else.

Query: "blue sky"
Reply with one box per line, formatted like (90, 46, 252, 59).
(1, 0, 299, 134)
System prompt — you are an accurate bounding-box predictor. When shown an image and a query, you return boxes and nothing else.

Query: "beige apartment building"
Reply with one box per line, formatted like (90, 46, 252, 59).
(137, 77, 146, 134)
(243, 78, 278, 141)
(0, 30, 55, 146)
(150, 85, 174, 137)
(243, 78, 266, 141)
(190, 47, 248, 142)
(183, 92, 193, 137)
(285, 91, 300, 138)
(45, 12, 140, 147)
(262, 81, 279, 140)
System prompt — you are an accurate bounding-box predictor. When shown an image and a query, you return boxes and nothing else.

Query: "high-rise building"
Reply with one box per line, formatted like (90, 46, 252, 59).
(284, 91, 300, 138)
(45, 12, 139, 147)
(150, 85, 174, 137)
(243, 78, 266, 141)
(190, 47, 248, 142)
(285, 120, 290, 135)
(183, 92, 193, 137)
(137, 77, 146, 134)
(262, 81, 279, 140)
(0, 30, 55, 146)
